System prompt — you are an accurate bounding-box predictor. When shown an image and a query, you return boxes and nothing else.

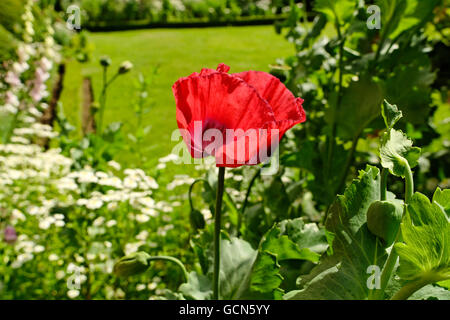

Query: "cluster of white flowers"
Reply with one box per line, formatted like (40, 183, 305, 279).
(0, 0, 36, 115)
(256, 0, 271, 11)
(10, 234, 45, 269)
(166, 174, 195, 190)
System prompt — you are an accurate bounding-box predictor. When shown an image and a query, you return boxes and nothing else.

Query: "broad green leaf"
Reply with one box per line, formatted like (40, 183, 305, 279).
(179, 272, 212, 300)
(261, 226, 321, 263)
(384, 59, 436, 125)
(394, 192, 450, 284)
(248, 252, 284, 298)
(285, 166, 388, 300)
(432, 188, 450, 218)
(333, 76, 384, 141)
(314, 0, 355, 26)
(380, 0, 440, 40)
(183, 224, 322, 300)
(381, 100, 403, 130)
(218, 236, 258, 299)
(380, 128, 421, 177)
(278, 218, 329, 255)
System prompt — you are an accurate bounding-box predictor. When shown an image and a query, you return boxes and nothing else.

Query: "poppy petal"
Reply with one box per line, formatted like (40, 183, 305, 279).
(173, 71, 276, 166)
(234, 71, 306, 136)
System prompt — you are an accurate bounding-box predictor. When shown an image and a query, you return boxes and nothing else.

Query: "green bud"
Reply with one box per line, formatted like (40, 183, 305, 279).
(100, 56, 111, 67)
(367, 200, 403, 246)
(118, 61, 133, 74)
(190, 209, 205, 231)
(113, 251, 151, 277)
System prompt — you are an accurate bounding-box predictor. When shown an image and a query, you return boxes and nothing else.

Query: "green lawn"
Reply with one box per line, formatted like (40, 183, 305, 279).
(61, 25, 294, 168)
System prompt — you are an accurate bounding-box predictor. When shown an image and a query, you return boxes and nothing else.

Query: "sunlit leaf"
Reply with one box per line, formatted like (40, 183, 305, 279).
(394, 191, 450, 284)
(285, 166, 388, 300)
(379, 129, 421, 177)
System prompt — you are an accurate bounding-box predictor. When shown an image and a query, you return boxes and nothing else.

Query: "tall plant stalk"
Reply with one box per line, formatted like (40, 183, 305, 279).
(213, 167, 225, 300)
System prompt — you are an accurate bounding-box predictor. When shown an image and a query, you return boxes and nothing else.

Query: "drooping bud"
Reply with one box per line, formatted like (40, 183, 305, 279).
(113, 251, 150, 277)
(190, 209, 206, 231)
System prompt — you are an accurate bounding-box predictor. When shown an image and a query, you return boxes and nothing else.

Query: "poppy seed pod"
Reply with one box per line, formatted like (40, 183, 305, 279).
(367, 200, 403, 246)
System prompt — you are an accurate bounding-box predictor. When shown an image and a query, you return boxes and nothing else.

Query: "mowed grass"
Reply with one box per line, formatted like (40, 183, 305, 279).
(60, 25, 294, 169)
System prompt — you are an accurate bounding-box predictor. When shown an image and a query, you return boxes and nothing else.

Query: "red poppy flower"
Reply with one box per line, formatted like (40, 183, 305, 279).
(172, 63, 305, 167)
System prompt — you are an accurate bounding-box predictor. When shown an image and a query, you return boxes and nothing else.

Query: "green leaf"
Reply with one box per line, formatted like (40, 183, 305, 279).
(378, 0, 440, 40)
(285, 166, 388, 300)
(278, 218, 329, 255)
(394, 192, 450, 284)
(261, 226, 321, 263)
(218, 236, 258, 299)
(432, 188, 450, 218)
(384, 59, 436, 125)
(314, 0, 356, 26)
(184, 224, 322, 300)
(249, 252, 284, 297)
(380, 129, 421, 177)
(333, 76, 384, 141)
(381, 100, 403, 130)
(179, 272, 212, 300)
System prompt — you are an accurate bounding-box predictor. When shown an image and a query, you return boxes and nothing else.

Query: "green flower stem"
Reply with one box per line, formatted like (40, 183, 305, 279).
(98, 68, 120, 134)
(188, 178, 206, 211)
(373, 231, 401, 299)
(148, 256, 189, 283)
(404, 161, 414, 204)
(375, 163, 414, 299)
(325, 19, 345, 194)
(213, 167, 225, 300)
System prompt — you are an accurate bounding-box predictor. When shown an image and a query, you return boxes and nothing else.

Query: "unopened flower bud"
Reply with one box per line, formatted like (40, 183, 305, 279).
(100, 56, 111, 67)
(118, 61, 133, 74)
(113, 251, 150, 277)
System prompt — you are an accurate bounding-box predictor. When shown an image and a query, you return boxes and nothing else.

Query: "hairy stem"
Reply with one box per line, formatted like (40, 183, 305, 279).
(188, 178, 206, 211)
(325, 19, 345, 194)
(148, 256, 189, 283)
(404, 161, 414, 204)
(391, 274, 446, 300)
(213, 167, 225, 300)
